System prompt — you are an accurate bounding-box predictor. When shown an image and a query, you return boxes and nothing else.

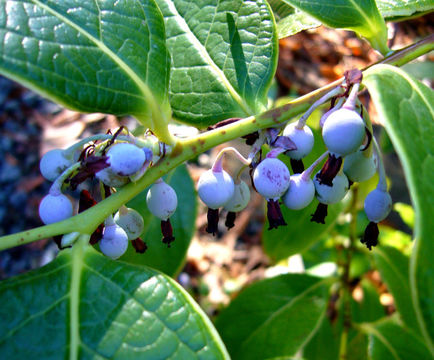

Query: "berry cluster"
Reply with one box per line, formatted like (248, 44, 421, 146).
(38, 127, 178, 258)
(196, 73, 391, 250)
(38, 72, 392, 254)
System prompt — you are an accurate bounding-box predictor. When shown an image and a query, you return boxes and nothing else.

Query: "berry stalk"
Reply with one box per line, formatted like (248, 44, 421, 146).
(0, 38, 432, 251)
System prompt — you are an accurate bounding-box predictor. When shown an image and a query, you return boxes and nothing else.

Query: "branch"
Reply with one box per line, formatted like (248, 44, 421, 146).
(0, 35, 432, 251)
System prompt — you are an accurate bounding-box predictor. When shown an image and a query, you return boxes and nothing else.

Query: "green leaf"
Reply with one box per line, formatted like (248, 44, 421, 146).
(0, 240, 229, 359)
(360, 319, 432, 360)
(276, 10, 321, 39)
(215, 274, 334, 359)
(267, 0, 320, 38)
(351, 279, 385, 323)
(267, 0, 294, 19)
(376, 0, 434, 19)
(120, 164, 196, 277)
(402, 61, 434, 81)
(303, 316, 341, 360)
(263, 199, 344, 261)
(373, 246, 420, 333)
(364, 64, 434, 354)
(0, 0, 170, 118)
(155, 0, 278, 126)
(281, 0, 390, 54)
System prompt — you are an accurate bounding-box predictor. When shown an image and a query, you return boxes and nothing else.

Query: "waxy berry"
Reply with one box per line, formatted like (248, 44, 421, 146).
(314, 172, 349, 204)
(114, 208, 144, 240)
(322, 108, 365, 156)
(198, 169, 234, 209)
(361, 189, 390, 250)
(283, 174, 315, 210)
(343, 151, 377, 183)
(253, 158, 290, 199)
(224, 180, 250, 230)
(39, 193, 73, 224)
(107, 143, 146, 176)
(283, 123, 314, 160)
(40, 149, 72, 181)
(146, 180, 178, 220)
(99, 223, 129, 259)
(96, 167, 129, 188)
(364, 188, 392, 223)
(253, 157, 290, 229)
(147, 179, 178, 246)
(224, 181, 250, 213)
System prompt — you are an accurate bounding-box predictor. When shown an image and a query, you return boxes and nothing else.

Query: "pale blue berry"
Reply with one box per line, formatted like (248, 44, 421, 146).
(198, 169, 234, 209)
(96, 167, 129, 187)
(114, 208, 144, 240)
(283, 123, 314, 160)
(39, 149, 72, 181)
(99, 224, 129, 259)
(253, 158, 290, 199)
(107, 143, 146, 176)
(283, 174, 315, 210)
(224, 181, 250, 212)
(146, 180, 178, 220)
(364, 189, 392, 223)
(39, 193, 73, 224)
(314, 172, 349, 204)
(322, 108, 365, 156)
(343, 151, 377, 183)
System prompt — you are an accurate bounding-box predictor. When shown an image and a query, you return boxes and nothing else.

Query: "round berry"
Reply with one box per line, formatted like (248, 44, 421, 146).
(198, 169, 234, 209)
(364, 189, 392, 223)
(96, 167, 129, 188)
(283, 123, 314, 160)
(253, 158, 290, 199)
(39, 193, 73, 224)
(114, 208, 144, 240)
(107, 143, 146, 176)
(40, 149, 72, 182)
(314, 172, 349, 204)
(343, 152, 377, 183)
(224, 181, 250, 212)
(99, 224, 129, 259)
(282, 174, 315, 210)
(322, 108, 365, 156)
(146, 181, 178, 220)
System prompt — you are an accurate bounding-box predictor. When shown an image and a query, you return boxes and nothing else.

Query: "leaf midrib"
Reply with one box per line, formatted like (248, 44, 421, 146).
(29, 0, 150, 102)
(361, 323, 401, 360)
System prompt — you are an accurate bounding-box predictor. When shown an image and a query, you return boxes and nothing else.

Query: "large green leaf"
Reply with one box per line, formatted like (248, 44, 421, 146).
(281, 0, 389, 54)
(267, 0, 320, 38)
(0, 241, 229, 359)
(155, 0, 278, 126)
(303, 316, 341, 360)
(121, 164, 196, 277)
(263, 199, 344, 261)
(360, 319, 431, 360)
(351, 279, 385, 324)
(0, 0, 170, 118)
(215, 274, 334, 359)
(376, 0, 434, 19)
(275, 10, 321, 39)
(364, 64, 434, 353)
(373, 246, 420, 333)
